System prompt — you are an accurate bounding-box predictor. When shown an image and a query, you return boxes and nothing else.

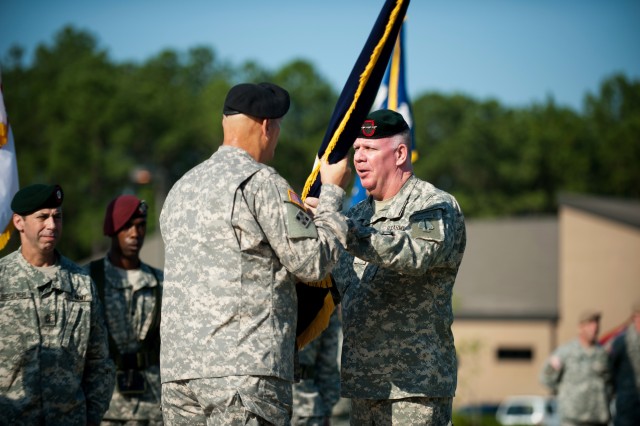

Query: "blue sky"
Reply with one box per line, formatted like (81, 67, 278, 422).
(1, 0, 639, 111)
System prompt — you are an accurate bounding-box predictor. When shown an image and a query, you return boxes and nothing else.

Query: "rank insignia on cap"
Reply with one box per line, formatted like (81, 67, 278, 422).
(137, 200, 148, 216)
(55, 188, 63, 202)
(360, 109, 409, 139)
(362, 120, 376, 137)
(288, 189, 305, 210)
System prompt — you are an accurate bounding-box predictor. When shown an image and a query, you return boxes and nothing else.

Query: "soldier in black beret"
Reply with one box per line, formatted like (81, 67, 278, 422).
(159, 83, 352, 425)
(11, 183, 64, 216)
(1, 183, 115, 423)
(326, 109, 466, 425)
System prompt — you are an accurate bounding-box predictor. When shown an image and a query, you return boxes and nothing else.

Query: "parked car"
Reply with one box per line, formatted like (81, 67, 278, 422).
(496, 395, 559, 426)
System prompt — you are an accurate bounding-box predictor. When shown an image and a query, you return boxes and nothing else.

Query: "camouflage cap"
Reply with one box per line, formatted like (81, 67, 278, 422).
(578, 309, 601, 323)
(11, 184, 63, 215)
(360, 109, 409, 139)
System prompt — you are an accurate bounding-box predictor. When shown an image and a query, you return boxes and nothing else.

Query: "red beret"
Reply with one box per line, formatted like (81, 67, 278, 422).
(103, 195, 147, 236)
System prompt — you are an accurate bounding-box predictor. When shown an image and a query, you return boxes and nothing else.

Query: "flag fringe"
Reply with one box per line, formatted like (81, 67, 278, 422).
(301, 0, 407, 200)
(0, 221, 14, 251)
(296, 292, 335, 349)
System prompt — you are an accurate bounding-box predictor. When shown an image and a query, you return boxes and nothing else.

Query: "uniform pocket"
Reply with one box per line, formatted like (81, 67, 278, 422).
(59, 297, 90, 357)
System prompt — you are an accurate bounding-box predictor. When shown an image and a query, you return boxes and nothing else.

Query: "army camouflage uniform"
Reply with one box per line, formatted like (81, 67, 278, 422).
(609, 324, 640, 426)
(332, 175, 466, 425)
(540, 339, 612, 425)
(0, 249, 115, 425)
(292, 309, 341, 426)
(84, 257, 163, 425)
(159, 145, 348, 425)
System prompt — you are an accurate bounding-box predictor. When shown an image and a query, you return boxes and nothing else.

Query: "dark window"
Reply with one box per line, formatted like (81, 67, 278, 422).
(497, 347, 533, 361)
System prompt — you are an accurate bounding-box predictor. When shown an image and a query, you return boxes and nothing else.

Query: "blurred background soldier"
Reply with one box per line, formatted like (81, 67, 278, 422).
(540, 310, 612, 426)
(292, 309, 342, 426)
(0, 183, 114, 425)
(86, 194, 163, 425)
(609, 301, 640, 426)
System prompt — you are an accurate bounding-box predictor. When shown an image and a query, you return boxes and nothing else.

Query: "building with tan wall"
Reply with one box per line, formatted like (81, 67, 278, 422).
(556, 194, 640, 345)
(452, 217, 558, 408)
(452, 194, 640, 409)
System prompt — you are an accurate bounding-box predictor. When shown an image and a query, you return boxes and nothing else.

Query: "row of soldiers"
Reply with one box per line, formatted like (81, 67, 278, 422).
(0, 185, 341, 425)
(0, 186, 162, 424)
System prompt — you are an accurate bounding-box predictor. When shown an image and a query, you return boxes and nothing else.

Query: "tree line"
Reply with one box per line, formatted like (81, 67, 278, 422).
(1, 26, 638, 261)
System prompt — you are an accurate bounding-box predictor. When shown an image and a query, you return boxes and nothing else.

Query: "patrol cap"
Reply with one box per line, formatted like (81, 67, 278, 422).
(360, 109, 409, 139)
(11, 184, 64, 215)
(103, 195, 148, 236)
(578, 309, 601, 323)
(223, 82, 290, 119)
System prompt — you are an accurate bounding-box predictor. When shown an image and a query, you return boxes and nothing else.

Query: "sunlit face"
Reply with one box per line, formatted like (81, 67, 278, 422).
(352, 136, 400, 200)
(578, 319, 600, 344)
(115, 217, 146, 259)
(14, 208, 63, 255)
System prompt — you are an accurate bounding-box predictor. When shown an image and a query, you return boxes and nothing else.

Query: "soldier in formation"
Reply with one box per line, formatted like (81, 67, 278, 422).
(0, 183, 115, 425)
(86, 194, 164, 425)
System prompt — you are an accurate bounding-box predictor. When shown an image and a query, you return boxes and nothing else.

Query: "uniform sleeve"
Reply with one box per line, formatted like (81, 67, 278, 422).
(82, 280, 116, 424)
(253, 177, 348, 283)
(539, 348, 564, 392)
(346, 201, 465, 277)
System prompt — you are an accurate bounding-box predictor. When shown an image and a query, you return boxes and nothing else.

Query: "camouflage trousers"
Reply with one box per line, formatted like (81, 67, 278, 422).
(161, 376, 292, 426)
(102, 421, 163, 426)
(349, 397, 452, 426)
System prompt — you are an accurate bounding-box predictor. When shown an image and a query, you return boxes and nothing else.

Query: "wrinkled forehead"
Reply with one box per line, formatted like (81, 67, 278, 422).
(28, 207, 63, 217)
(353, 137, 394, 149)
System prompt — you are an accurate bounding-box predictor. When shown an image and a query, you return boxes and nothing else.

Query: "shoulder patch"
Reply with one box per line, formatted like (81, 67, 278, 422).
(287, 189, 305, 210)
(409, 208, 444, 241)
(285, 202, 318, 239)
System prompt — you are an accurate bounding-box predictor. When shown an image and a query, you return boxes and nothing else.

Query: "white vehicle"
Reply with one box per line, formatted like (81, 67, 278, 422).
(496, 395, 559, 426)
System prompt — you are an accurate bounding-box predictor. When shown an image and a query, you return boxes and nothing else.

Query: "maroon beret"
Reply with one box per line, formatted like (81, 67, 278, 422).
(103, 195, 147, 236)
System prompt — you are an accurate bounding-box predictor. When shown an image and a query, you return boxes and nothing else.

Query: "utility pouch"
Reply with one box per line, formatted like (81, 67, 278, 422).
(116, 369, 147, 395)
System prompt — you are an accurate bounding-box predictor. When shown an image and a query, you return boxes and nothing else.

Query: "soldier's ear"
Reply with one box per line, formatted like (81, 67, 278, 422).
(13, 213, 25, 232)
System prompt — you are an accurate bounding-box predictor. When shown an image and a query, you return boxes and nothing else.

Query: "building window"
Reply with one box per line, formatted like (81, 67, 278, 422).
(497, 347, 533, 361)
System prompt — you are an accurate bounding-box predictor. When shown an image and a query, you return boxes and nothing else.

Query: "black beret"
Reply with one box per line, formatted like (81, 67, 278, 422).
(223, 82, 290, 119)
(11, 184, 64, 215)
(360, 109, 409, 139)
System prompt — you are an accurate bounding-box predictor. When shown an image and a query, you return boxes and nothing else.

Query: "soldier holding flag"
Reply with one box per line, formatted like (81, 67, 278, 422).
(307, 110, 466, 425)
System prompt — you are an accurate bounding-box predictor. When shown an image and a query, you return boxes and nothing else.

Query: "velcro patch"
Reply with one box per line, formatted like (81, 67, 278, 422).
(286, 202, 318, 239)
(410, 209, 444, 241)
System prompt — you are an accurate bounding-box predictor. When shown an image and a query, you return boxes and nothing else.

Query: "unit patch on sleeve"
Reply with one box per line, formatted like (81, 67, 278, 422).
(285, 189, 318, 239)
(409, 208, 444, 241)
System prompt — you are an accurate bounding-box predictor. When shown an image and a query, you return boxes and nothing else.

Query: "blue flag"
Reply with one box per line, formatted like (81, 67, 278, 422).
(350, 21, 415, 206)
(301, 0, 411, 201)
